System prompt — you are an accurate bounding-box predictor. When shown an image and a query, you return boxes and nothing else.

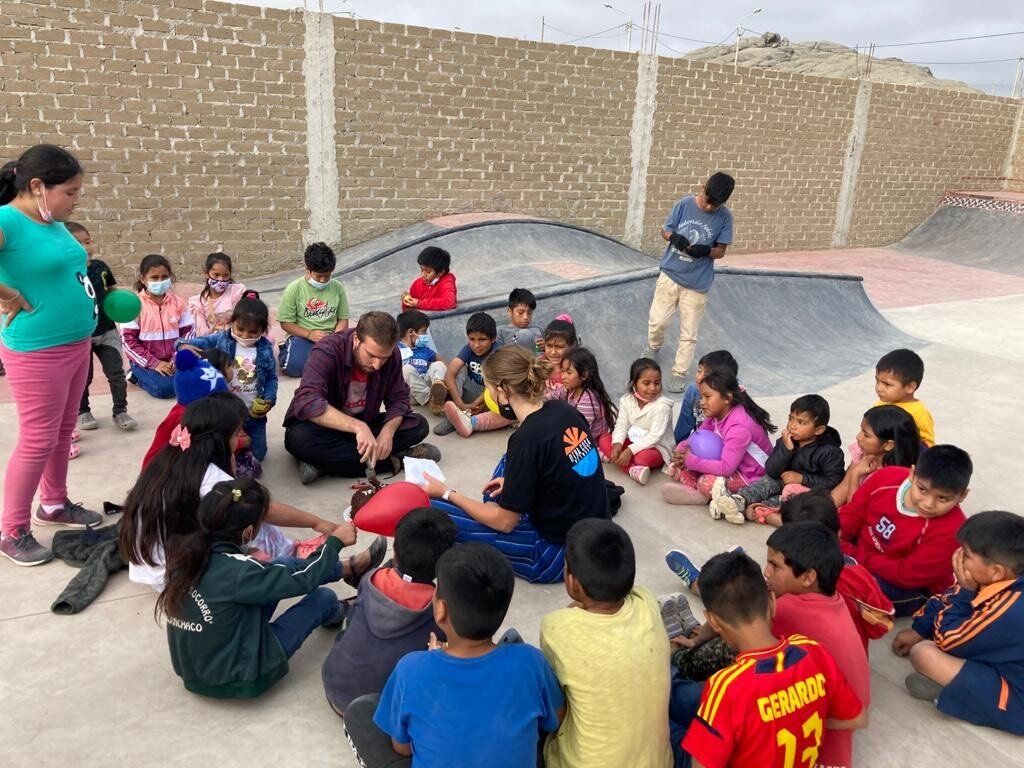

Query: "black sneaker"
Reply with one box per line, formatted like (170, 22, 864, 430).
(0, 529, 54, 566)
(400, 443, 442, 462)
(432, 418, 456, 436)
(905, 672, 943, 702)
(32, 500, 102, 528)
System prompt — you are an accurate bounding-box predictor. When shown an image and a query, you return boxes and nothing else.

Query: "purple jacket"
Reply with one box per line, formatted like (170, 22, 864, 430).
(682, 404, 773, 483)
(283, 329, 413, 427)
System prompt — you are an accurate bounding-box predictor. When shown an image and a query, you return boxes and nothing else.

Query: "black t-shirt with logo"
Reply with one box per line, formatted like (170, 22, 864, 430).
(85, 258, 117, 336)
(499, 400, 610, 544)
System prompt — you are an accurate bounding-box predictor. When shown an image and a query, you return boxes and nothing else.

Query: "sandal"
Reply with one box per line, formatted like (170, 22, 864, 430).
(70, 429, 81, 443)
(747, 504, 778, 525)
(68, 444, 81, 460)
(343, 535, 387, 588)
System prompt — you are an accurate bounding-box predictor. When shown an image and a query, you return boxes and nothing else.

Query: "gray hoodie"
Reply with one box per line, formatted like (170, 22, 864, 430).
(322, 567, 443, 712)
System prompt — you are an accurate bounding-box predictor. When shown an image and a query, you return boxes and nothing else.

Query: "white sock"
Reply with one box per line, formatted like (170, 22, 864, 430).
(41, 502, 64, 513)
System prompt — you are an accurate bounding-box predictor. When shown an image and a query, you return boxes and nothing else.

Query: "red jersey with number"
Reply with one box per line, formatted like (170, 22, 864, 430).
(682, 635, 863, 768)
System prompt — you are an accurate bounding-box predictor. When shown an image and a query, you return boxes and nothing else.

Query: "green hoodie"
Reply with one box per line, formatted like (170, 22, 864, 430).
(166, 535, 342, 698)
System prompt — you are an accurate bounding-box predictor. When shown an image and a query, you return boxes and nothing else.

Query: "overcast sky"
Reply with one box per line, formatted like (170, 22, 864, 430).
(250, 0, 1024, 96)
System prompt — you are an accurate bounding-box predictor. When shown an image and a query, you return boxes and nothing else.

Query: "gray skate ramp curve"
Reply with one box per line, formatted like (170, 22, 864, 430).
(252, 217, 919, 397)
(893, 196, 1024, 277)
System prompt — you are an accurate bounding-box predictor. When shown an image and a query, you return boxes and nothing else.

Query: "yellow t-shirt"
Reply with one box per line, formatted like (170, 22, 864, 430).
(541, 587, 673, 768)
(875, 398, 935, 446)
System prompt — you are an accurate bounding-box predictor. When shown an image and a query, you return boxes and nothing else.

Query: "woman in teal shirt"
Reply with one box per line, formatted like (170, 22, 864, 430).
(0, 145, 104, 566)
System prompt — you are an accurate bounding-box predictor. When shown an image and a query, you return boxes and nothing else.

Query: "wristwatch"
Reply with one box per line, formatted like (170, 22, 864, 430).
(442, 488, 456, 502)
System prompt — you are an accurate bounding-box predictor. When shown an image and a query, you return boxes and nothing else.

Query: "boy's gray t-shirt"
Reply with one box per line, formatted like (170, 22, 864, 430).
(659, 196, 733, 293)
(497, 325, 543, 352)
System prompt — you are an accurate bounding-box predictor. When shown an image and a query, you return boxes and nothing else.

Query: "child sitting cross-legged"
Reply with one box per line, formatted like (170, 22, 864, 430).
(601, 357, 675, 486)
(831, 404, 921, 508)
(673, 349, 737, 444)
(839, 444, 971, 616)
(892, 510, 1024, 735)
(400, 245, 457, 312)
(439, 312, 511, 437)
(662, 372, 775, 510)
(343, 543, 565, 768)
(710, 394, 844, 526)
(558, 346, 617, 443)
(321, 507, 457, 715)
(541, 519, 672, 768)
(675, 550, 868, 768)
(397, 309, 448, 415)
(158, 478, 359, 698)
(497, 288, 543, 353)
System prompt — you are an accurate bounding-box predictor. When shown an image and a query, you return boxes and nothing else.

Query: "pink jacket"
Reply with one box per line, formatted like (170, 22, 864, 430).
(121, 290, 194, 368)
(682, 404, 773, 483)
(187, 282, 247, 336)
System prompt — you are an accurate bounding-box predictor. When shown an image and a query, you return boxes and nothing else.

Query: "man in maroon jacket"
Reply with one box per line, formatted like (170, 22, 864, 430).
(284, 311, 438, 484)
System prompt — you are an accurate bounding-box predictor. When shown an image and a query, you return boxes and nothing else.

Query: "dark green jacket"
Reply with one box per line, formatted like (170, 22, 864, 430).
(166, 535, 342, 698)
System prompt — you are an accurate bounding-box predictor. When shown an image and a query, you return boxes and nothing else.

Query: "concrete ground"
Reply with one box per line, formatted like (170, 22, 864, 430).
(1, 260, 1022, 767)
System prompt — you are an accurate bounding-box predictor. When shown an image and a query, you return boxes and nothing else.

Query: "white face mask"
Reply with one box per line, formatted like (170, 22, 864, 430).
(232, 333, 258, 348)
(147, 278, 172, 296)
(308, 277, 329, 291)
(37, 185, 53, 223)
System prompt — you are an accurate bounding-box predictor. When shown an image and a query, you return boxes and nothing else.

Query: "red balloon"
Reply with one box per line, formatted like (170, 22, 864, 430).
(353, 482, 430, 536)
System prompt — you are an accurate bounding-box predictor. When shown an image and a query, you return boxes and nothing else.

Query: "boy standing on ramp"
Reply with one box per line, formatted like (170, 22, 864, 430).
(643, 172, 735, 393)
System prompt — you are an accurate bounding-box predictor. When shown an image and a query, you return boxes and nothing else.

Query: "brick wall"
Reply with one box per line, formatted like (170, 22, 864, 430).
(848, 85, 1019, 246)
(644, 61, 858, 255)
(0, 0, 308, 281)
(0, 1, 1020, 279)
(332, 24, 636, 247)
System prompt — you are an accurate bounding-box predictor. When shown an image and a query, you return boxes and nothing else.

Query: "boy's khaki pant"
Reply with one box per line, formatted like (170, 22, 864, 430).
(403, 361, 446, 405)
(646, 273, 710, 378)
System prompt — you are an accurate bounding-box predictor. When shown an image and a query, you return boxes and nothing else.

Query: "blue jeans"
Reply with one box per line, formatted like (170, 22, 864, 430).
(876, 576, 931, 617)
(280, 336, 314, 378)
(130, 362, 176, 399)
(261, 556, 342, 657)
(245, 416, 268, 461)
(669, 675, 704, 768)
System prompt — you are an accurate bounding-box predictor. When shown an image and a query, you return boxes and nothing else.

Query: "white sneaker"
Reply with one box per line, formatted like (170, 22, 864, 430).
(629, 465, 651, 485)
(443, 401, 474, 438)
(709, 475, 729, 501)
(666, 375, 687, 393)
(711, 494, 746, 525)
(77, 412, 98, 430)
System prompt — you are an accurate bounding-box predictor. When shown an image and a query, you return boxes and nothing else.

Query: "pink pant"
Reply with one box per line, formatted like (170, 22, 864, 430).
(597, 433, 665, 472)
(1, 339, 90, 537)
(675, 468, 745, 499)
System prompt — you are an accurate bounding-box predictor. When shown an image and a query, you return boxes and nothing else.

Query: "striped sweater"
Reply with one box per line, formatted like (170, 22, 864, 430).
(121, 290, 194, 368)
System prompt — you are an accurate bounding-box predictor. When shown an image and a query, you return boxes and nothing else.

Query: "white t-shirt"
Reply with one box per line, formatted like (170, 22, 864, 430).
(230, 344, 259, 407)
(128, 463, 232, 592)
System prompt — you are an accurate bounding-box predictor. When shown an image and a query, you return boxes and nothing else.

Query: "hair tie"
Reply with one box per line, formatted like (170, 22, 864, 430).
(169, 425, 192, 451)
(231, 488, 242, 501)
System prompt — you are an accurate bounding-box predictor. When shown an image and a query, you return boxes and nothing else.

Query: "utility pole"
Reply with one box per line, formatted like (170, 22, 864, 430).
(1013, 57, 1023, 99)
(733, 8, 762, 73)
(540, 16, 545, 43)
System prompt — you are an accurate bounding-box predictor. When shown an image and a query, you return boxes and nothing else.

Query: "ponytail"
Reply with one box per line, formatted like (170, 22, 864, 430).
(702, 371, 777, 434)
(482, 345, 552, 401)
(156, 479, 270, 621)
(0, 145, 83, 206)
(565, 347, 617, 427)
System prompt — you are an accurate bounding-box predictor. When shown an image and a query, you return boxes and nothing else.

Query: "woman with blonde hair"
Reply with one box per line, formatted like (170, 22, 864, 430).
(422, 345, 609, 583)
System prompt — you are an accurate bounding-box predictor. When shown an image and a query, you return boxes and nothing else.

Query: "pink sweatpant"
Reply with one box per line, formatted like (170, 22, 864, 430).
(675, 468, 745, 499)
(597, 433, 665, 472)
(1, 339, 91, 537)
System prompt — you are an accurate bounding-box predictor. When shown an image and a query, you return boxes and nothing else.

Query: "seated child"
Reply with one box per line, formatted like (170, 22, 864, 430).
(674, 349, 737, 444)
(839, 444, 971, 616)
(184, 292, 278, 462)
(278, 242, 350, 377)
(832, 404, 921, 507)
(121, 254, 194, 399)
(497, 288, 543, 353)
(541, 316, 577, 399)
(662, 372, 775, 512)
(67, 221, 137, 432)
(397, 310, 448, 415)
(322, 507, 457, 715)
(159, 478, 357, 698)
(602, 358, 675, 486)
(559, 346, 616, 442)
(872, 348, 935, 447)
(710, 394, 844, 525)
(439, 312, 511, 437)
(676, 551, 867, 768)
(765, 522, 871, 768)
(141, 349, 228, 470)
(344, 543, 565, 768)
(541, 519, 673, 768)
(892, 510, 1024, 735)
(400, 245, 456, 312)
(188, 251, 248, 336)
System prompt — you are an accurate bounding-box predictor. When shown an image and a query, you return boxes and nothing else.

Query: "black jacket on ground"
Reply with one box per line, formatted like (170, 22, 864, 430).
(764, 427, 845, 489)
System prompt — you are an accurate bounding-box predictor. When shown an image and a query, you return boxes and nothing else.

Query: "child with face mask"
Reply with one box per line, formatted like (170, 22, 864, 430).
(181, 291, 278, 462)
(120, 254, 195, 399)
(278, 241, 350, 378)
(400, 245, 457, 312)
(188, 251, 247, 336)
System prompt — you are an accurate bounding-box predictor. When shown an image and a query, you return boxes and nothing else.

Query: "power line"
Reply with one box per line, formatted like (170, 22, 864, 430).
(906, 57, 1020, 66)
(543, 22, 628, 45)
(872, 30, 1024, 49)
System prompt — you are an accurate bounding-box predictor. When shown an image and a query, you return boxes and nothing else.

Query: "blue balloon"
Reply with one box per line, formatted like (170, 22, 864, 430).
(689, 430, 724, 460)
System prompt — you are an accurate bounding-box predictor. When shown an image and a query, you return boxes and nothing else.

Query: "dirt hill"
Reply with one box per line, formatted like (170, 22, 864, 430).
(685, 34, 977, 92)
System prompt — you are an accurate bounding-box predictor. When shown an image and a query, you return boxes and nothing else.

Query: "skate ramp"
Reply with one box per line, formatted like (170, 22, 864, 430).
(893, 192, 1024, 277)
(252, 216, 919, 397)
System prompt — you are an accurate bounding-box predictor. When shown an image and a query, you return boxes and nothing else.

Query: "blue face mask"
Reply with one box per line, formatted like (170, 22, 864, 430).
(307, 277, 329, 291)
(415, 332, 433, 349)
(147, 278, 172, 296)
